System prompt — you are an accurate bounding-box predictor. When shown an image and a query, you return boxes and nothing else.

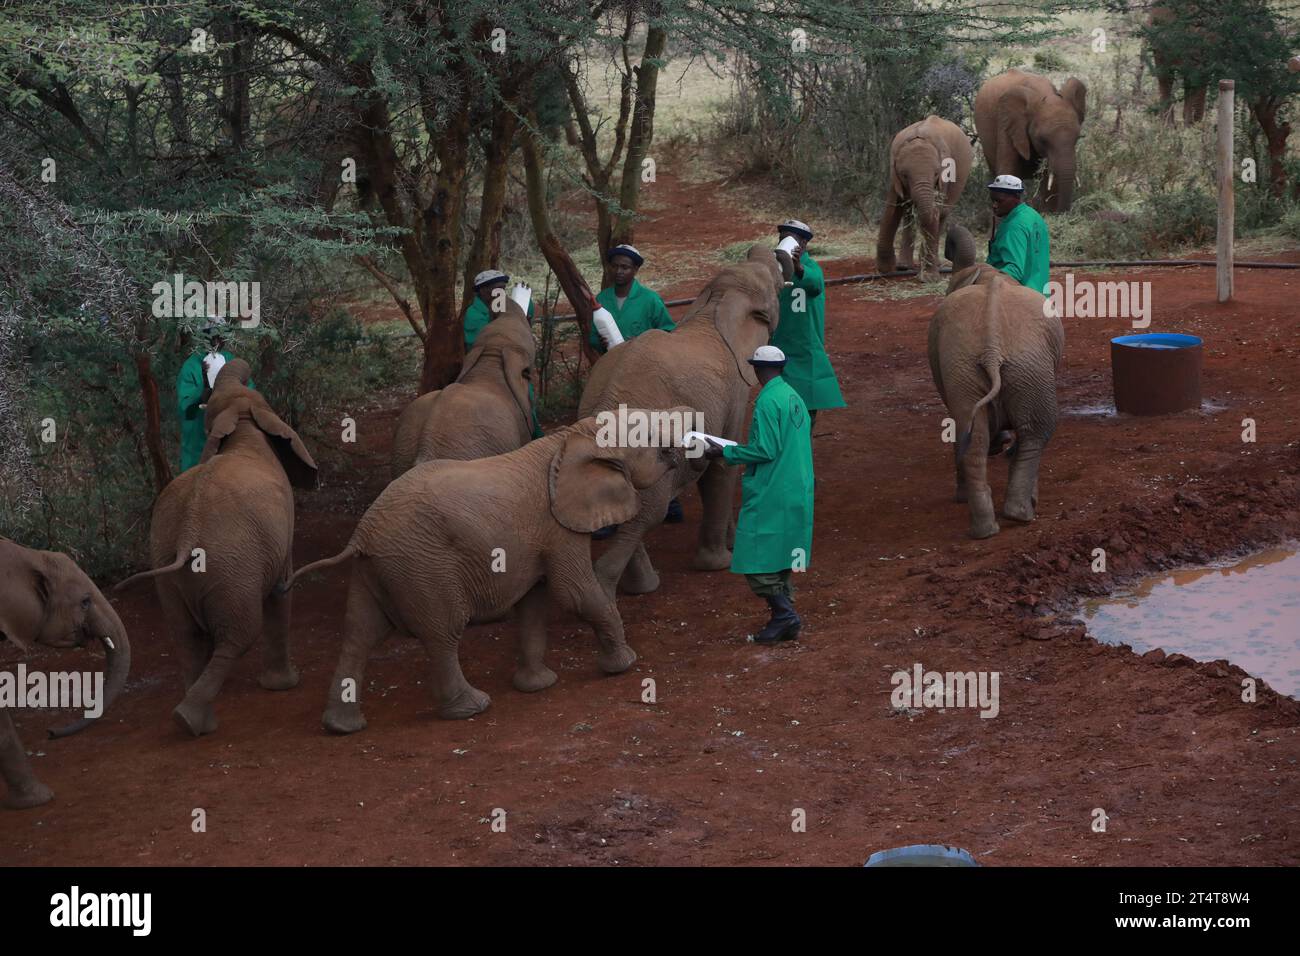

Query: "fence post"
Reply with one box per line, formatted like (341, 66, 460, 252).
(1217, 79, 1235, 303)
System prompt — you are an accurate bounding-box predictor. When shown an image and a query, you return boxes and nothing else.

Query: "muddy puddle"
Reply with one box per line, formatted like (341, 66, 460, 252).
(1061, 399, 1228, 417)
(1082, 547, 1300, 698)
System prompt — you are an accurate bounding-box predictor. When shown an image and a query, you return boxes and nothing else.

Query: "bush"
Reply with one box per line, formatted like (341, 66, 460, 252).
(1141, 187, 1216, 249)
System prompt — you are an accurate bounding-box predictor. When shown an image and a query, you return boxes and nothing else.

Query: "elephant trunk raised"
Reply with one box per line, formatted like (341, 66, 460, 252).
(945, 224, 977, 273)
(48, 591, 131, 739)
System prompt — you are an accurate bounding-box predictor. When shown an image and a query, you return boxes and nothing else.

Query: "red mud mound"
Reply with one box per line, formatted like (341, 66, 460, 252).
(3, 187, 1299, 865)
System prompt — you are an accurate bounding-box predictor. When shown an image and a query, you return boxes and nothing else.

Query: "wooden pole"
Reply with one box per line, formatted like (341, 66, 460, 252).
(1217, 79, 1235, 303)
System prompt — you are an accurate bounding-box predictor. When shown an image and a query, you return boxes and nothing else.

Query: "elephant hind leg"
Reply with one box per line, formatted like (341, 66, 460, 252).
(512, 583, 557, 693)
(0, 709, 53, 810)
(258, 584, 300, 691)
(409, 602, 485, 721)
(323, 573, 395, 734)
(172, 594, 260, 736)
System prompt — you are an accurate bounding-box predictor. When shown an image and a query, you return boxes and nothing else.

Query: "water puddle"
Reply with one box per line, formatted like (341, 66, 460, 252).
(1082, 547, 1300, 698)
(1061, 399, 1228, 417)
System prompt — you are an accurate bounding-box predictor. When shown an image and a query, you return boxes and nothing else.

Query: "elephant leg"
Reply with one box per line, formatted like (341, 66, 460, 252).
(1003, 436, 1047, 524)
(552, 561, 637, 675)
(512, 583, 557, 693)
(418, 619, 487, 720)
(959, 403, 999, 539)
(899, 216, 916, 271)
(595, 523, 657, 599)
(694, 459, 736, 570)
(875, 196, 904, 274)
(323, 575, 394, 734)
(0, 709, 52, 810)
(952, 438, 968, 503)
(619, 543, 660, 595)
(258, 584, 300, 691)
(158, 586, 207, 690)
(173, 602, 257, 737)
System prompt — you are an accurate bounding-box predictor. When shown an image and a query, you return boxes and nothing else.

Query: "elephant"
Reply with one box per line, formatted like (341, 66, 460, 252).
(0, 539, 132, 809)
(115, 359, 317, 736)
(928, 226, 1065, 538)
(391, 298, 535, 476)
(576, 244, 788, 597)
(1147, 4, 1209, 126)
(283, 413, 685, 732)
(974, 69, 1087, 213)
(875, 115, 974, 280)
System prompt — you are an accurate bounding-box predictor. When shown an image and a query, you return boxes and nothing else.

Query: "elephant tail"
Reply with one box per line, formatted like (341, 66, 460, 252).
(113, 547, 192, 592)
(956, 277, 1006, 460)
(277, 545, 358, 594)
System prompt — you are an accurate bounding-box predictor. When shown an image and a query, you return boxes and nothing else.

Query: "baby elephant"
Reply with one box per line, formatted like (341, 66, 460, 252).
(117, 360, 317, 735)
(286, 412, 684, 733)
(928, 260, 1064, 538)
(0, 539, 132, 809)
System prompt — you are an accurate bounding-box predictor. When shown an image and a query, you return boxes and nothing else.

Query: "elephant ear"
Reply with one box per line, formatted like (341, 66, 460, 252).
(548, 428, 639, 533)
(199, 403, 242, 465)
(500, 346, 534, 436)
(250, 402, 318, 489)
(996, 87, 1034, 162)
(1061, 77, 1087, 123)
(714, 290, 763, 388)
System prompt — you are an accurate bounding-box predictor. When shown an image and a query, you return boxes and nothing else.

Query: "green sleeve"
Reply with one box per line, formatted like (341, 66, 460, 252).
(178, 356, 206, 421)
(652, 293, 676, 332)
(793, 258, 824, 299)
(723, 393, 783, 465)
(988, 221, 1029, 284)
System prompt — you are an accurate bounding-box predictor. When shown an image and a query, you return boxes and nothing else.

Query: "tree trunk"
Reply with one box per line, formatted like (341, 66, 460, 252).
(460, 109, 519, 322)
(607, 25, 667, 286)
(132, 350, 172, 492)
(522, 124, 600, 368)
(1251, 98, 1291, 198)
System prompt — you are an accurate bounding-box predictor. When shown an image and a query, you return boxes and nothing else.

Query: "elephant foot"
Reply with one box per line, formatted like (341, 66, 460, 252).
(322, 705, 367, 735)
(438, 686, 491, 720)
(876, 255, 897, 275)
(692, 546, 732, 572)
(3, 780, 54, 810)
(172, 701, 218, 737)
(968, 519, 1000, 540)
(920, 269, 941, 283)
(512, 666, 558, 693)
(597, 644, 637, 675)
(1003, 501, 1036, 524)
(258, 664, 300, 691)
(619, 563, 660, 595)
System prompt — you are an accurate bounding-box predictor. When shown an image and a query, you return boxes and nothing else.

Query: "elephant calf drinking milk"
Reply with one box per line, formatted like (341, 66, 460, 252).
(1, 539, 132, 809)
(284, 412, 687, 732)
(116, 360, 318, 736)
(929, 227, 1065, 538)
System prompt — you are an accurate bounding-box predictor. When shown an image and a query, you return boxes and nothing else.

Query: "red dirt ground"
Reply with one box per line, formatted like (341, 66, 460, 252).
(3, 172, 1298, 866)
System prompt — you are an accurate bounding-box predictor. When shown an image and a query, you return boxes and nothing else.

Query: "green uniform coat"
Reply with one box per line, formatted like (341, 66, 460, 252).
(722, 376, 815, 575)
(463, 295, 543, 439)
(177, 350, 253, 472)
(987, 202, 1050, 294)
(771, 252, 846, 411)
(588, 279, 676, 353)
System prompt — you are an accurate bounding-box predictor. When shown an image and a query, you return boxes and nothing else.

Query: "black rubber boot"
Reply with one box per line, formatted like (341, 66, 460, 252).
(752, 594, 801, 644)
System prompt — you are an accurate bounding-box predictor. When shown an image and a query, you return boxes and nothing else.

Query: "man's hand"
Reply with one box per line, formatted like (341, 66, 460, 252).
(703, 439, 725, 460)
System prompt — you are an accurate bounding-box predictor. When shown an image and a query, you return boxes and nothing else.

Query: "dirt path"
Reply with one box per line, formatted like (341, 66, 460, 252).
(4, 169, 1298, 866)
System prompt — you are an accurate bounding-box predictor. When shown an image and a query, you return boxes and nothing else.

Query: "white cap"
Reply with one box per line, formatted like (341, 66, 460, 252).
(748, 345, 787, 366)
(987, 174, 1025, 193)
(473, 269, 509, 288)
(778, 219, 813, 241)
(607, 244, 644, 266)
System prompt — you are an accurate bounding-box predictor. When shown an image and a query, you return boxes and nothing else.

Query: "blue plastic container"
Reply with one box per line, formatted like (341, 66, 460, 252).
(1111, 333, 1203, 414)
(864, 844, 979, 867)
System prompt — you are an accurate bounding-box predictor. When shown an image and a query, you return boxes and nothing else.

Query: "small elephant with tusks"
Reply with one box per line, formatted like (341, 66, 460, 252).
(0, 538, 132, 809)
(285, 412, 686, 732)
(116, 359, 317, 735)
(929, 226, 1065, 538)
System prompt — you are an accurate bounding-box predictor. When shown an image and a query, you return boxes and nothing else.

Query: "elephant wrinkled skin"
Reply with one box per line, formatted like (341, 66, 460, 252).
(391, 298, 536, 476)
(115, 359, 317, 737)
(974, 69, 1087, 213)
(876, 115, 974, 280)
(577, 244, 785, 596)
(0, 539, 132, 809)
(287, 414, 685, 733)
(928, 263, 1065, 539)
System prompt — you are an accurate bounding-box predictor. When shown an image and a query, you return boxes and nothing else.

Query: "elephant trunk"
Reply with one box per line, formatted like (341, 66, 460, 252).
(911, 178, 940, 239)
(48, 592, 131, 739)
(1049, 151, 1077, 213)
(944, 224, 977, 272)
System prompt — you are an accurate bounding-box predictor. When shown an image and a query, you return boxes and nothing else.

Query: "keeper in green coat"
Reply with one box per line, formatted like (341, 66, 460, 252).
(177, 320, 254, 473)
(986, 174, 1050, 295)
(703, 345, 814, 645)
(587, 244, 675, 354)
(464, 268, 543, 439)
(770, 219, 846, 427)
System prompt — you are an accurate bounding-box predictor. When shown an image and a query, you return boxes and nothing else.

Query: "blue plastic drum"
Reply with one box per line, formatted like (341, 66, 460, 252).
(864, 844, 979, 867)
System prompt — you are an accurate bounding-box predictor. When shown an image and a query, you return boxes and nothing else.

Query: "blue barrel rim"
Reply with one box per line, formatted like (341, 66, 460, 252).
(863, 843, 979, 867)
(1110, 333, 1202, 348)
